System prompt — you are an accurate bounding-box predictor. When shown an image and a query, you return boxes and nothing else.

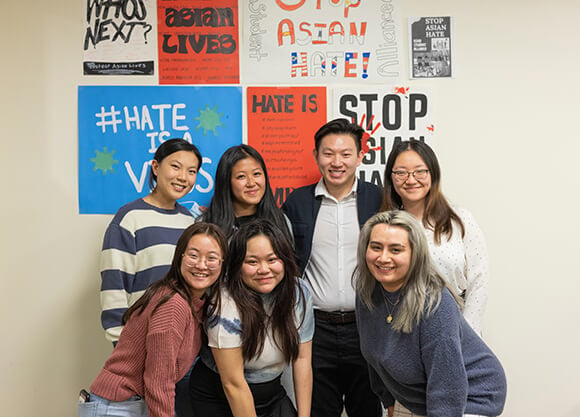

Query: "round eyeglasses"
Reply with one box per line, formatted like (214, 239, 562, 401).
(391, 169, 429, 183)
(182, 253, 223, 270)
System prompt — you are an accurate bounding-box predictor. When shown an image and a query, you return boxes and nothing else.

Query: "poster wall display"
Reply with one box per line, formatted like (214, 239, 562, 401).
(242, 0, 401, 84)
(247, 86, 327, 206)
(78, 86, 242, 214)
(333, 86, 435, 188)
(158, 0, 240, 84)
(83, 0, 156, 75)
(409, 16, 453, 78)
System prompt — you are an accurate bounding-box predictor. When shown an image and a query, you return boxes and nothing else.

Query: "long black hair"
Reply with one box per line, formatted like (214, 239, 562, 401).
(123, 222, 227, 324)
(225, 219, 305, 363)
(200, 145, 291, 241)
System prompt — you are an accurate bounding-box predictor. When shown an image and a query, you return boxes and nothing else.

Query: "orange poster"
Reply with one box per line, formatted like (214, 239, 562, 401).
(247, 86, 327, 206)
(158, 0, 239, 84)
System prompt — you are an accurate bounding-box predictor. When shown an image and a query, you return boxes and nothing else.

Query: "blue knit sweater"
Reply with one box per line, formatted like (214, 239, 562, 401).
(356, 286, 507, 417)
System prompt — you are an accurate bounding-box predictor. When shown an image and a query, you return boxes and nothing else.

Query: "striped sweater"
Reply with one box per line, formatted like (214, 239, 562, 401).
(91, 289, 204, 417)
(100, 198, 193, 342)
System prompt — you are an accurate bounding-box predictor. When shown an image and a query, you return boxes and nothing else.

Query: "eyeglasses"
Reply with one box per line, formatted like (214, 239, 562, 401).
(182, 253, 223, 270)
(391, 169, 429, 183)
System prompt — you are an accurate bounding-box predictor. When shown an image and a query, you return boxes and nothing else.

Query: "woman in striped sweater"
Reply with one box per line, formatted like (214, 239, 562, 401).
(100, 138, 202, 343)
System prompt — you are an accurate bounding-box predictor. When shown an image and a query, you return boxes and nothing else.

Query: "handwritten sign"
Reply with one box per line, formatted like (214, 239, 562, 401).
(83, 0, 156, 75)
(78, 86, 242, 214)
(242, 0, 401, 84)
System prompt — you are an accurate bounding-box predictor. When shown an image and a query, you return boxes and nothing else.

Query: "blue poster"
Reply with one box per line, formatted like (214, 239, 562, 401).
(78, 86, 242, 214)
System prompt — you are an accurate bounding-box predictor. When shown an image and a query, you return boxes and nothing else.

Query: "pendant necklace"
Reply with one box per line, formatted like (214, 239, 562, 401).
(383, 293, 401, 324)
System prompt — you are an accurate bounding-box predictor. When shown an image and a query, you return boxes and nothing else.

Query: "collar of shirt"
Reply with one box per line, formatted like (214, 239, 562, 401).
(314, 177, 358, 202)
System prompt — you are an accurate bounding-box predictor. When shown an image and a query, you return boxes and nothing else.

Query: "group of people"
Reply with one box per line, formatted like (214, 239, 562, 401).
(79, 118, 507, 417)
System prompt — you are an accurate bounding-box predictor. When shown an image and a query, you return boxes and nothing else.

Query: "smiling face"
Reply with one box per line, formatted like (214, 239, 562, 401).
(180, 233, 223, 298)
(366, 224, 412, 292)
(241, 235, 284, 294)
(391, 150, 432, 209)
(151, 150, 199, 209)
(230, 157, 266, 217)
(313, 133, 364, 200)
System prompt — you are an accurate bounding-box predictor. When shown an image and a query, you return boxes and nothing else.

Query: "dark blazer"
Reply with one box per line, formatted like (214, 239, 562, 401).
(282, 180, 382, 274)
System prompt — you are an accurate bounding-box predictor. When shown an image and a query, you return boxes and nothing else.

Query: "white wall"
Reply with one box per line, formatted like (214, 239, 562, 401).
(1, 1, 578, 416)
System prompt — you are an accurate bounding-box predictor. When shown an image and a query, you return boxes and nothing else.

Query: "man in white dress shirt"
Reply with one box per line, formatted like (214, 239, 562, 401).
(283, 119, 382, 417)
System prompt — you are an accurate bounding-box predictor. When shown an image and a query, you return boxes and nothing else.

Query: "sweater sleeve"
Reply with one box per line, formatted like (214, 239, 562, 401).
(420, 293, 468, 417)
(143, 296, 190, 417)
(100, 222, 137, 343)
(458, 208, 489, 334)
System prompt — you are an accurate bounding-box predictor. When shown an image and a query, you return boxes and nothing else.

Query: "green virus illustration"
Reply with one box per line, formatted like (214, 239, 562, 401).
(194, 105, 224, 136)
(90, 147, 119, 175)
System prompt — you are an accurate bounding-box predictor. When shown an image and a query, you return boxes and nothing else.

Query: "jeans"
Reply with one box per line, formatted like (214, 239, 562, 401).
(78, 393, 147, 417)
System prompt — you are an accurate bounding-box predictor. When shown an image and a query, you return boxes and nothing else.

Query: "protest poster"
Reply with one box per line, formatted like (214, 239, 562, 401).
(247, 86, 327, 206)
(158, 0, 239, 84)
(333, 86, 435, 188)
(83, 0, 156, 75)
(409, 16, 453, 78)
(242, 0, 401, 84)
(78, 86, 242, 214)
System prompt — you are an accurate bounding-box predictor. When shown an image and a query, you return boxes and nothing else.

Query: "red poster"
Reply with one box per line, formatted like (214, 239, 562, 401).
(247, 86, 327, 206)
(158, 0, 240, 84)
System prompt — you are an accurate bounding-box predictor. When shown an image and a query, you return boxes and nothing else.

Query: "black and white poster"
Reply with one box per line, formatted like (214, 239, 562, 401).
(83, 0, 156, 75)
(409, 16, 452, 79)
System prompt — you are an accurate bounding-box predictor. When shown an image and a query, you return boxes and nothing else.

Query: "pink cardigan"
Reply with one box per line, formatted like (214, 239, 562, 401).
(91, 288, 204, 417)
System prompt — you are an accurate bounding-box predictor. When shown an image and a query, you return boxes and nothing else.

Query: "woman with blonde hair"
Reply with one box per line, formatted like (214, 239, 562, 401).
(354, 210, 506, 417)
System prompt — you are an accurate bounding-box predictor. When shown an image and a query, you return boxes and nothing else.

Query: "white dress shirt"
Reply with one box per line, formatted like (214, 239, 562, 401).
(303, 179, 360, 312)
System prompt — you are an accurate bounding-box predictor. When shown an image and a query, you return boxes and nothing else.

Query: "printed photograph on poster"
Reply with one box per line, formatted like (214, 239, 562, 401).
(83, 0, 156, 75)
(247, 87, 327, 206)
(333, 86, 435, 188)
(409, 16, 453, 78)
(158, 0, 239, 84)
(242, 0, 401, 84)
(78, 86, 242, 214)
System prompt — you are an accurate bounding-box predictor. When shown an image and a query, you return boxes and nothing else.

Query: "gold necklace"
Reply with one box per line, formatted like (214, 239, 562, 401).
(382, 293, 401, 324)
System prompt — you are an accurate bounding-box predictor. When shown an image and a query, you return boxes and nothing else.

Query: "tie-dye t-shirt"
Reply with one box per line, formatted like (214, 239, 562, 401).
(202, 280, 314, 384)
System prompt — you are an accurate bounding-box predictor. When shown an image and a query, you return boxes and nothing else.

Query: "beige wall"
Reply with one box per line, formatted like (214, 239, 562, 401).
(1, 1, 578, 416)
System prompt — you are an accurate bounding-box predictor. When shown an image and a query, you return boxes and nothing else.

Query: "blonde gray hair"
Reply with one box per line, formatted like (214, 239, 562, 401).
(354, 210, 463, 333)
